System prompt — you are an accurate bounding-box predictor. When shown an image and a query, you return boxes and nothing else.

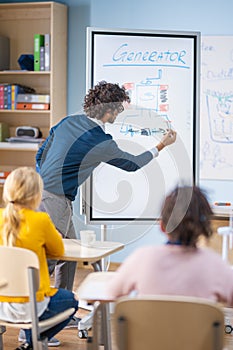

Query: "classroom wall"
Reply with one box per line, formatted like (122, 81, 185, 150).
(1, 0, 232, 262)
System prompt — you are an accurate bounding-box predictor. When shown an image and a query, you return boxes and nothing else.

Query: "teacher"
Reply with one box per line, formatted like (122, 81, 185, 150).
(36, 81, 176, 293)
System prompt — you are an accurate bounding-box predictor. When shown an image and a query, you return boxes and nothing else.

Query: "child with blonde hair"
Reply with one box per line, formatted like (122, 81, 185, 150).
(0, 167, 78, 350)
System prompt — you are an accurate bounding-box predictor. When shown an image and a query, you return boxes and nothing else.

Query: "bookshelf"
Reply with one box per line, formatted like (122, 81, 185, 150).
(0, 1, 67, 204)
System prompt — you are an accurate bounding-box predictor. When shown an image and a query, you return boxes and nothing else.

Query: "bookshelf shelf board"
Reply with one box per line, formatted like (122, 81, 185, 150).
(0, 71, 50, 75)
(0, 110, 50, 114)
(0, 142, 40, 151)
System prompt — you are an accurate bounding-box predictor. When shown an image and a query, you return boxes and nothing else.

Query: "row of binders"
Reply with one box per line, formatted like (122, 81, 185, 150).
(0, 84, 50, 110)
(34, 34, 50, 71)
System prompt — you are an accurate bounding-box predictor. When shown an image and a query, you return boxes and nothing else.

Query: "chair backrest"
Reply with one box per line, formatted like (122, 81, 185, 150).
(0, 246, 39, 297)
(114, 295, 224, 350)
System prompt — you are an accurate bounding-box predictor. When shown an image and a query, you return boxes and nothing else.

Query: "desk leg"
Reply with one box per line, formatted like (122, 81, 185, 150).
(90, 261, 112, 349)
(101, 303, 112, 350)
(0, 326, 6, 350)
(91, 302, 112, 350)
(91, 260, 102, 272)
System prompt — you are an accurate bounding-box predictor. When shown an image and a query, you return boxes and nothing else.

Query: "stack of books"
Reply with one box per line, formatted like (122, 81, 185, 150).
(34, 33, 50, 71)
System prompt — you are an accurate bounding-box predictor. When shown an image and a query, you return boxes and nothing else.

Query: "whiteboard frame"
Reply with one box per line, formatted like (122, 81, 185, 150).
(84, 27, 201, 224)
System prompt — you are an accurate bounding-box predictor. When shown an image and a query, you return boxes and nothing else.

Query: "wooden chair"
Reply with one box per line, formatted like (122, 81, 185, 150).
(89, 294, 224, 350)
(113, 295, 224, 350)
(0, 246, 75, 350)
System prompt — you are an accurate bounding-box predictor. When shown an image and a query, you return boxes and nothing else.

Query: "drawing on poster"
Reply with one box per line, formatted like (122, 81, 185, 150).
(200, 36, 233, 182)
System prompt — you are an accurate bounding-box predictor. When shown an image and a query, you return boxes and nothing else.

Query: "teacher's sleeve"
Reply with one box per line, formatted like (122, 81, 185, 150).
(102, 138, 154, 172)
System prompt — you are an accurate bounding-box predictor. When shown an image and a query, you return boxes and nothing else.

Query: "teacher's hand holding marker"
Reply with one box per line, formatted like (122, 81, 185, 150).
(156, 129, 177, 152)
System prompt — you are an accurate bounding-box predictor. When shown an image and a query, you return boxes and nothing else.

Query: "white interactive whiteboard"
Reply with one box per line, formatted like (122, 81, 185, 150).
(85, 28, 200, 224)
(200, 36, 233, 216)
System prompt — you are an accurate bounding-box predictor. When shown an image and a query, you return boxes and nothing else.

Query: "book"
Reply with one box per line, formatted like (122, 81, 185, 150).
(3, 84, 11, 109)
(44, 34, 50, 71)
(17, 93, 50, 103)
(34, 34, 44, 71)
(16, 102, 50, 110)
(0, 85, 4, 109)
(40, 46, 45, 71)
(11, 84, 17, 110)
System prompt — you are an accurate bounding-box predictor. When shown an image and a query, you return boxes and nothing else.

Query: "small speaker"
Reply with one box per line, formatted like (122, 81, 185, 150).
(15, 126, 42, 138)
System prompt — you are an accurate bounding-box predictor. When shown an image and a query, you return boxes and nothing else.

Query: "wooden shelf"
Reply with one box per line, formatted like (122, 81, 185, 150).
(0, 110, 50, 114)
(0, 71, 50, 75)
(0, 1, 67, 179)
(0, 142, 40, 151)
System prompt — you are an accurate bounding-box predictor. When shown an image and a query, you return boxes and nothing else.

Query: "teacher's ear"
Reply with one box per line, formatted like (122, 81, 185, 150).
(159, 220, 166, 233)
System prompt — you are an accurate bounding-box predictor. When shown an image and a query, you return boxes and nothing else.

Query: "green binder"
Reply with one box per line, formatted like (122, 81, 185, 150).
(34, 34, 44, 71)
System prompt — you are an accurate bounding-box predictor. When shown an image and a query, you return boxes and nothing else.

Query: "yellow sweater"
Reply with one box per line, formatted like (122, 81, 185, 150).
(0, 208, 65, 302)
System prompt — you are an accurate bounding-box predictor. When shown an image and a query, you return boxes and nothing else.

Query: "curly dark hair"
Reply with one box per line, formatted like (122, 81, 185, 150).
(161, 186, 213, 247)
(83, 81, 130, 119)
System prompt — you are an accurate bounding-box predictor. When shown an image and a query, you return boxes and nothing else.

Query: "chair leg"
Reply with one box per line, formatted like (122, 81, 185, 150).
(0, 326, 6, 350)
(32, 338, 48, 350)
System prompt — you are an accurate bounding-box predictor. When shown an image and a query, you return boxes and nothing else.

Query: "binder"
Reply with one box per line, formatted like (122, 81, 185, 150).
(40, 46, 45, 70)
(3, 84, 11, 109)
(44, 34, 50, 71)
(17, 93, 50, 103)
(16, 102, 50, 110)
(11, 84, 17, 110)
(34, 34, 44, 71)
(0, 85, 4, 109)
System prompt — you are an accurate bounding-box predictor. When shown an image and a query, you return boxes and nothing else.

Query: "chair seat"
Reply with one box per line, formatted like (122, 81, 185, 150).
(0, 307, 75, 332)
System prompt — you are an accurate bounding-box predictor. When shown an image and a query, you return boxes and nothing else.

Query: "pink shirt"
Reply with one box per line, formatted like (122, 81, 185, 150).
(107, 245, 233, 306)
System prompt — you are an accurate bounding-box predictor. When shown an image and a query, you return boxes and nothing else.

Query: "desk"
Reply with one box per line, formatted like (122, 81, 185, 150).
(58, 240, 123, 344)
(78, 271, 116, 301)
(56, 239, 124, 271)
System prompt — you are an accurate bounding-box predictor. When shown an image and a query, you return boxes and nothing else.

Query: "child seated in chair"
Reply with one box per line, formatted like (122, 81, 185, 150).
(107, 185, 233, 306)
(0, 167, 79, 350)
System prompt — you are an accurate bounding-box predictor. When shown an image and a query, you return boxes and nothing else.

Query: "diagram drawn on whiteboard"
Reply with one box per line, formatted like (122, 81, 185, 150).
(200, 36, 233, 181)
(120, 77, 171, 137)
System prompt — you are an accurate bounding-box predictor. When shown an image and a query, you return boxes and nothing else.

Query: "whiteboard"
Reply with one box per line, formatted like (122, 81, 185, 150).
(200, 36, 233, 216)
(85, 28, 200, 224)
